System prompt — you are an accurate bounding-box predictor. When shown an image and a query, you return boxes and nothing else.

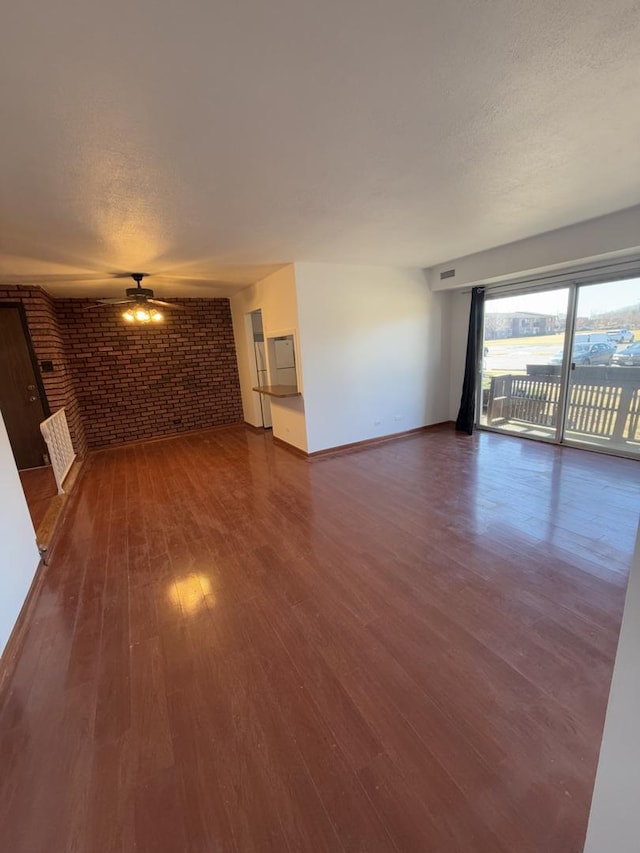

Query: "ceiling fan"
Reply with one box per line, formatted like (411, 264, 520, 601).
(85, 273, 180, 310)
(85, 273, 181, 323)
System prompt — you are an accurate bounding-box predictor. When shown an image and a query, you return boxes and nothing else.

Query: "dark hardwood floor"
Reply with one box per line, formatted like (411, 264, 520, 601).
(1, 426, 638, 852)
(18, 465, 57, 530)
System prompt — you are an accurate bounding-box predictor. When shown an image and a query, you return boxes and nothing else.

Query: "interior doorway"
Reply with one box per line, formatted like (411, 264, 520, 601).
(0, 304, 50, 468)
(0, 303, 58, 534)
(250, 310, 272, 429)
(478, 276, 640, 458)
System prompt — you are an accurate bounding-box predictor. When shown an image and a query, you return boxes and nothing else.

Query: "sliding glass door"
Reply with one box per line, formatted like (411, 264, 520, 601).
(479, 276, 640, 459)
(479, 287, 570, 441)
(564, 280, 640, 455)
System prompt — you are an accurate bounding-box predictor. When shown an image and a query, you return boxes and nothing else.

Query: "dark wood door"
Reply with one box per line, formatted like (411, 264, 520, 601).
(0, 306, 48, 469)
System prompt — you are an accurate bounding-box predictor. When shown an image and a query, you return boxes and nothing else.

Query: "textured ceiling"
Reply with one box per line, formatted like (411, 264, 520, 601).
(1, 0, 640, 297)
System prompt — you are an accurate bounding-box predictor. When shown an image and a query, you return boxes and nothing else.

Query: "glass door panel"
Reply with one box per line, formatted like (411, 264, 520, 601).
(564, 279, 640, 457)
(479, 288, 570, 440)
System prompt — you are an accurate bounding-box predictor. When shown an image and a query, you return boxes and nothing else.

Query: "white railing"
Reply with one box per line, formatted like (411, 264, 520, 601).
(40, 408, 76, 494)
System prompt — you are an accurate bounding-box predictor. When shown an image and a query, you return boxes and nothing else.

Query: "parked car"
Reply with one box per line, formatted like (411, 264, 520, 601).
(612, 341, 640, 366)
(575, 333, 611, 345)
(606, 328, 635, 344)
(550, 342, 616, 366)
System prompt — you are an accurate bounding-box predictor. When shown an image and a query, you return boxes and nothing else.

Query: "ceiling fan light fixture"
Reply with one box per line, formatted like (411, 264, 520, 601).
(88, 274, 175, 321)
(122, 305, 164, 324)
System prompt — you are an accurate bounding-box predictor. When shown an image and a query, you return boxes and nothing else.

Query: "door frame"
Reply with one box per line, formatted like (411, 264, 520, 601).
(476, 281, 570, 449)
(0, 302, 51, 420)
(245, 308, 273, 429)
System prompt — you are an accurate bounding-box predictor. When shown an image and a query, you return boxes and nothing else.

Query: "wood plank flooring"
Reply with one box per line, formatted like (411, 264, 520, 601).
(1, 425, 638, 852)
(18, 465, 57, 530)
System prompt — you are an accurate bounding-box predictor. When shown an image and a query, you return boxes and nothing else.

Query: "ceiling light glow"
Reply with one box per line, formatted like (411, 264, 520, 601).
(122, 306, 164, 324)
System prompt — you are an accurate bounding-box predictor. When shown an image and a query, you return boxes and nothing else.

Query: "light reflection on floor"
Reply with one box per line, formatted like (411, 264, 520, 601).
(169, 574, 214, 616)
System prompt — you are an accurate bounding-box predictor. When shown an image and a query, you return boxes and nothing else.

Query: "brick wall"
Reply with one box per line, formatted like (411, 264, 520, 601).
(57, 297, 243, 448)
(0, 286, 88, 457)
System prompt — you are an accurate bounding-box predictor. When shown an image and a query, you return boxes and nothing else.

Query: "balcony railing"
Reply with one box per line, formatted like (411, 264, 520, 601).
(486, 366, 640, 448)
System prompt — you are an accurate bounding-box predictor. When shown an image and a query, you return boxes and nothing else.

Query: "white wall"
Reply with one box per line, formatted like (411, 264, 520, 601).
(428, 205, 640, 291)
(584, 522, 640, 853)
(230, 265, 308, 452)
(0, 413, 40, 657)
(295, 263, 449, 454)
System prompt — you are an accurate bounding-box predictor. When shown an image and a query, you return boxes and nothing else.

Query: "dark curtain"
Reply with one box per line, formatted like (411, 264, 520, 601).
(455, 286, 485, 435)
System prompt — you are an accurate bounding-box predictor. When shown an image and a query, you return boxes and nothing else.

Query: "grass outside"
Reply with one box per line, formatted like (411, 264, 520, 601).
(486, 332, 564, 349)
(482, 328, 640, 391)
(485, 327, 640, 350)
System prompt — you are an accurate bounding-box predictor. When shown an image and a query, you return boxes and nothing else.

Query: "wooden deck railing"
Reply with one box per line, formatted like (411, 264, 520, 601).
(487, 366, 640, 445)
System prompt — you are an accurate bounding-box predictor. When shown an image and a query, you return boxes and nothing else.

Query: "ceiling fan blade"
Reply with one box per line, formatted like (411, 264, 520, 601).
(148, 299, 183, 310)
(82, 298, 134, 309)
